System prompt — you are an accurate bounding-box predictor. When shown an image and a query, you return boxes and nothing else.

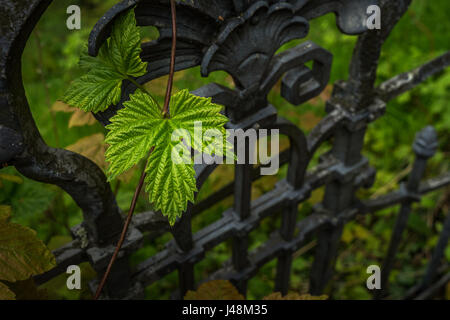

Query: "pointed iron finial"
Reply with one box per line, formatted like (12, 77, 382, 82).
(413, 126, 438, 158)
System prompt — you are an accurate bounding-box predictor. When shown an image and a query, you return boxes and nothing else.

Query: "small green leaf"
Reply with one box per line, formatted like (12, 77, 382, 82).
(0, 205, 11, 222)
(108, 9, 148, 77)
(0, 282, 15, 300)
(62, 8, 147, 112)
(6, 278, 48, 300)
(263, 292, 328, 300)
(62, 71, 123, 112)
(184, 280, 245, 300)
(0, 173, 23, 184)
(10, 181, 55, 220)
(0, 220, 56, 282)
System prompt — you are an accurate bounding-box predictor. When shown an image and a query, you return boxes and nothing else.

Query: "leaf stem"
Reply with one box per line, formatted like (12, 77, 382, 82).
(162, 0, 177, 118)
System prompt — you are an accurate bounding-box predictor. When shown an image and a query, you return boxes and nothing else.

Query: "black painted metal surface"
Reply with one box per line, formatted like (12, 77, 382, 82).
(1, 0, 449, 299)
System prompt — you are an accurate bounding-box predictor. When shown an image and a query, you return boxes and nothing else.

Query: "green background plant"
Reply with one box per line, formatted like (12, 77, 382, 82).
(0, 0, 448, 300)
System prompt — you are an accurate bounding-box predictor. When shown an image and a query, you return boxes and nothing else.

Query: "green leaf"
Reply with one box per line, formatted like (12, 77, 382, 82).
(108, 9, 148, 77)
(0, 173, 23, 184)
(6, 278, 48, 300)
(105, 89, 233, 224)
(62, 9, 147, 112)
(105, 89, 163, 180)
(170, 89, 232, 157)
(144, 140, 197, 225)
(10, 180, 55, 220)
(0, 282, 15, 300)
(61, 71, 123, 112)
(263, 292, 328, 300)
(0, 205, 11, 222)
(184, 280, 245, 300)
(0, 219, 56, 282)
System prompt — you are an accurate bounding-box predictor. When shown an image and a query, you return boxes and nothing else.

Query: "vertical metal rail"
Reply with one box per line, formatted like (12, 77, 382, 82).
(274, 122, 309, 295)
(376, 127, 438, 299)
(232, 140, 252, 295)
(309, 0, 413, 295)
(376, 127, 438, 298)
(274, 198, 300, 295)
(419, 210, 450, 290)
(309, 124, 367, 294)
(171, 210, 195, 297)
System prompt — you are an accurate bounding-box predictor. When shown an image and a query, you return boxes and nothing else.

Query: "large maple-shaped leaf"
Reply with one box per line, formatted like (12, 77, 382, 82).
(62, 9, 147, 112)
(0, 220, 56, 282)
(105, 89, 232, 225)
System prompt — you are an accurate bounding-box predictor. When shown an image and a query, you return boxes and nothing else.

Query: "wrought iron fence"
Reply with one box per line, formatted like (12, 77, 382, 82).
(1, 0, 449, 299)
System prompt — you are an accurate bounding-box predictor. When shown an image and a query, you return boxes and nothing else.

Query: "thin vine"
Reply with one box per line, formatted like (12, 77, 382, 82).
(94, 0, 178, 299)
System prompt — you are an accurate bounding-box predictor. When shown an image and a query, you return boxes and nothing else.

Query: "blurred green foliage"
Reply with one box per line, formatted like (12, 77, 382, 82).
(0, 0, 448, 300)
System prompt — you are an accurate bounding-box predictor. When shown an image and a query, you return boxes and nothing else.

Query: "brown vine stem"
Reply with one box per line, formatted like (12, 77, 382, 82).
(94, 0, 178, 300)
(94, 155, 149, 300)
